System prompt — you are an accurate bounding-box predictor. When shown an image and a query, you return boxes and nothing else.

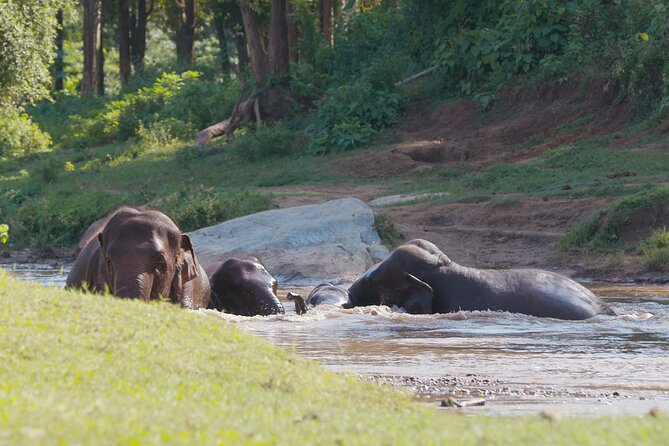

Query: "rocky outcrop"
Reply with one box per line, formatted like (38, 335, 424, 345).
(188, 198, 388, 286)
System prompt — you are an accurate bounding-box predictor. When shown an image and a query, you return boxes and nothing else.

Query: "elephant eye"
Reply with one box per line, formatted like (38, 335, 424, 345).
(105, 257, 113, 271)
(155, 257, 167, 274)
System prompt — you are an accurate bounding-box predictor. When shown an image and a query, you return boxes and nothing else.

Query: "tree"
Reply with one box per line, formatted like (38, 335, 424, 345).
(0, 0, 66, 105)
(196, 0, 292, 145)
(176, 0, 197, 66)
(119, 0, 132, 85)
(0, 224, 8, 245)
(55, 9, 65, 91)
(82, 0, 103, 95)
(320, 0, 332, 45)
(130, 0, 153, 71)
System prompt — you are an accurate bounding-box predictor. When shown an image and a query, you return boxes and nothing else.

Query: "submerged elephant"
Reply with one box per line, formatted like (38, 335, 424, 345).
(205, 257, 285, 316)
(288, 283, 349, 314)
(347, 239, 613, 320)
(66, 207, 211, 309)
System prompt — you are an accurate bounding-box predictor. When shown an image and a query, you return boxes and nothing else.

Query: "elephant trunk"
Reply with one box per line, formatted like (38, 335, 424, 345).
(112, 271, 153, 301)
(256, 289, 285, 316)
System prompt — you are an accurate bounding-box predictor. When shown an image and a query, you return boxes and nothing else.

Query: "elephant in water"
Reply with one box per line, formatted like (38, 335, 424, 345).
(288, 283, 349, 314)
(347, 239, 614, 320)
(66, 207, 211, 309)
(205, 257, 285, 316)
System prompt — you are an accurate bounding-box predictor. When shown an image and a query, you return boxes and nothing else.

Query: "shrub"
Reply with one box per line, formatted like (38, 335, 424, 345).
(638, 227, 669, 271)
(0, 108, 51, 158)
(307, 81, 401, 154)
(374, 213, 404, 249)
(228, 125, 297, 163)
(558, 185, 669, 252)
(0, 224, 8, 244)
(160, 188, 272, 232)
(59, 72, 238, 148)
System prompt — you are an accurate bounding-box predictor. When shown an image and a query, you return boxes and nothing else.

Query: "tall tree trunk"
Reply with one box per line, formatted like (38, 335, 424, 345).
(55, 9, 65, 91)
(232, 28, 249, 90)
(131, 0, 148, 71)
(213, 11, 231, 73)
(269, 0, 289, 77)
(287, 1, 299, 63)
(176, 0, 196, 66)
(98, 3, 105, 95)
(237, 0, 268, 90)
(320, 0, 332, 45)
(119, 0, 131, 85)
(82, 0, 102, 95)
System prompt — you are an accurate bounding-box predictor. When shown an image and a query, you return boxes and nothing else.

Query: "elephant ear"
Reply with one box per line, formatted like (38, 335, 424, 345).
(401, 273, 434, 314)
(179, 234, 199, 281)
(170, 234, 199, 304)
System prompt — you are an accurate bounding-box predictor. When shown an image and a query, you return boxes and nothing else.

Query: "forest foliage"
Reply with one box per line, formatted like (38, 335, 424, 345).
(1, 0, 666, 158)
(1, 0, 669, 247)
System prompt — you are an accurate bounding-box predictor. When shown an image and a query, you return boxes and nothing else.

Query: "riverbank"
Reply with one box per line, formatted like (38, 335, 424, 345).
(1, 270, 667, 444)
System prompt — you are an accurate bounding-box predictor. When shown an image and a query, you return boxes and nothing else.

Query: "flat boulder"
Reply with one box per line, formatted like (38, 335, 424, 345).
(188, 198, 388, 286)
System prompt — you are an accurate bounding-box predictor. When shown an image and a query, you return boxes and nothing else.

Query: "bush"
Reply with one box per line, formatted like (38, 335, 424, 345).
(160, 188, 273, 232)
(558, 185, 669, 252)
(307, 81, 401, 154)
(228, 125, 297, 163)
(59, 72, 238, 148)
(0, 108, 51, 158)
(374, 213, 404, 249)
(638, 227, 669, 271)
(0, 224, 8, 244)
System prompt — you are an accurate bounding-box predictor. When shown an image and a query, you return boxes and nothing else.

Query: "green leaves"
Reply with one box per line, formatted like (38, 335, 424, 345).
(0, 224, 8, 244)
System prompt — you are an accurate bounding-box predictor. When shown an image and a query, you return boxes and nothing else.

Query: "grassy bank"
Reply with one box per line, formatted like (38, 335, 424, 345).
(0, 270, 668, 445)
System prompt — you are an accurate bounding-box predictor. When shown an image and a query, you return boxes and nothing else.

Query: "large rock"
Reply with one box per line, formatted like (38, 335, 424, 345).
(188, 198, 389, 286)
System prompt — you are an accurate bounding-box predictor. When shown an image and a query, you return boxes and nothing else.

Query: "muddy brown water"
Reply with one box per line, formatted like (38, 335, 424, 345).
(5, 263, 669, 416)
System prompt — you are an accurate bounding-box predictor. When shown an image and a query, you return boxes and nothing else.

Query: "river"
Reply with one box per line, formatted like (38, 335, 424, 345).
(4, 263, 668, 416)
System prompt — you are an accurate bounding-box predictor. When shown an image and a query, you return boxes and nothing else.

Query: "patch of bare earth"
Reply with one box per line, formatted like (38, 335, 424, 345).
(269, 80, 667, 280)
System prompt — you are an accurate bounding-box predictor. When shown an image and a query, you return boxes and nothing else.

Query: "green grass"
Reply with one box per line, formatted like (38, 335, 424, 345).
(1, 270, 668, 445)
(638, 227, 669, 271)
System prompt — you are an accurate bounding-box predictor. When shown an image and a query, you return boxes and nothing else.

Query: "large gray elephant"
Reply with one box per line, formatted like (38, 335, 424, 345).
(347, 239, 613, 320)
(205, 257, 285, 316)
(66, 207, 211, 309)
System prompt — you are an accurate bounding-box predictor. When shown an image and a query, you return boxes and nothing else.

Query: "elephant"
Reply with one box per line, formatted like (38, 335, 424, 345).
(346, 239, 614, 320)
(205, 257, 285, 316)
(66, 207, 211, 309)
(287, 283, 349, 314)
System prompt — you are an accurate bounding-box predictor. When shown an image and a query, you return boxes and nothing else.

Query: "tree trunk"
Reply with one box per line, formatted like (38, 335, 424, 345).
(320, 0, 332, 45)
(131, 0, 148, 71)
(55, 9, 64, 91)
(176, 0, 196, 66)
(269, 0, 290, 77)
(232, 28, 249, 90)
(119, 0, 131, 85)
(82, 0, 102, 95)
(213, 10, 231, 73)
(196, 0, 294, 146)
(98, 4, 105, 95)
(287, 0, 299, 63)
(237, 0, 268, 89)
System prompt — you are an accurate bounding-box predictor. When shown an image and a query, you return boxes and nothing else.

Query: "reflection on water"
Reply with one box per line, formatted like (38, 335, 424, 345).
(4, 264, 669, 416)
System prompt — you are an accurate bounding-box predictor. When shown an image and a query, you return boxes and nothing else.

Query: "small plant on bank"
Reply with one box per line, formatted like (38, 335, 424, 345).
(228, 124, 296, 163)
(638, 227, 669, 271)
(374, 213, 404, 249)
(0, 224, 8, 244)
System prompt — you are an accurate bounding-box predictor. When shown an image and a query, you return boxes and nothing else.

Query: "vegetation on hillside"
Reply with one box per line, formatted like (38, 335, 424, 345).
(0, 0, 667, 262)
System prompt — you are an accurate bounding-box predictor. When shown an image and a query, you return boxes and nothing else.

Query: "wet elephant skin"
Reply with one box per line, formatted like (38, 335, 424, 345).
(347, 239, 614, 320)
(66, 207, 211, 309)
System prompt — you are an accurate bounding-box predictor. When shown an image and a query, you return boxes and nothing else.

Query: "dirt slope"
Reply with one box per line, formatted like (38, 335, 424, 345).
(273, 80, 666, 280)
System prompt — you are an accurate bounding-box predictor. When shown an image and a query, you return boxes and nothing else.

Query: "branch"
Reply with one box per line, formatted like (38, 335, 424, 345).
(394, 66, 438, 87)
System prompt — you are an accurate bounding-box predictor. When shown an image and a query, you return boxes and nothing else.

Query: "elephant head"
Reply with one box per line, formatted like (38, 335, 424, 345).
(347, 243, 437, 314)
(207, 257, 285, 316)
(94, 207, 206, 306)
